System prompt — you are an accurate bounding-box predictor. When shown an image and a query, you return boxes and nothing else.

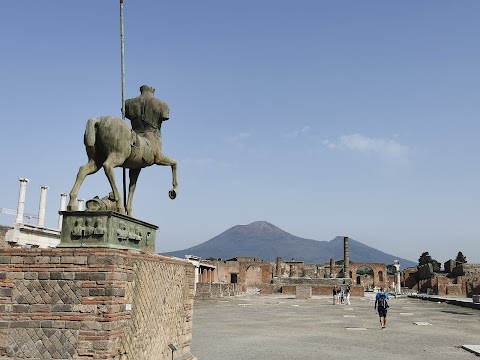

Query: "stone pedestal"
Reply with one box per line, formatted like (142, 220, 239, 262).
(296, 286, 312, 299)
(58, 211, 157, 252)
(0, 248, 196, 360)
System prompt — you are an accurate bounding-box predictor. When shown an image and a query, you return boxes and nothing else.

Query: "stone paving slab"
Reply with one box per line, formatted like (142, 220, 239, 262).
(192, 294, 480, 360)
(462, 345, 480, 356)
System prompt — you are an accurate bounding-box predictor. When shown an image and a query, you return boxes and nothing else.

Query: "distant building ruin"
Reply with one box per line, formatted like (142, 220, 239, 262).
(1, 178, 74, 248)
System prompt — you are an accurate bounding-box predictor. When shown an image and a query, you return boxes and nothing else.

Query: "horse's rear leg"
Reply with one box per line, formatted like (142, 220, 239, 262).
(155, 153, 178, 199)
(103, 154, 127, 214)
(67, 159, 99, 211)
(126, 168, 141, 217)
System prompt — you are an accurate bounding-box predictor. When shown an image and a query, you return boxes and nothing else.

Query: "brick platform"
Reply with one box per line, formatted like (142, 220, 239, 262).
(0, 248, 196, 360)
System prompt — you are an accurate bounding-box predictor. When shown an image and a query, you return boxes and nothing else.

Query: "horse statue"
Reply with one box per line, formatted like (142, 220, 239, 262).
(67, 85, 177, 216)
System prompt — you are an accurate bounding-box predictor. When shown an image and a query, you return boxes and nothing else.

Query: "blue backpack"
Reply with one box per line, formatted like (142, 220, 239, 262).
(378, 294, 389, 309)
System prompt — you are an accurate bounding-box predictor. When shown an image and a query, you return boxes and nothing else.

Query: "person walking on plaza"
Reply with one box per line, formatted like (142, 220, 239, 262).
(332, 286, 338, 305)
(346, 285, 351, 305)
(374, 288, 389, 330)
(340, 287, 345, 304)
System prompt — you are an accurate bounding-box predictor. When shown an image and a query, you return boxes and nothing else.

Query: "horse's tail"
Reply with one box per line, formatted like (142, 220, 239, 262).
(84, 117, 99, 148)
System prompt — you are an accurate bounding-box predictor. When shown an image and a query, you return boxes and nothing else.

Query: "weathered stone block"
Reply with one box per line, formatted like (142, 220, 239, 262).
(10, 256, 24, 264)
(0, 288, 12, 297)
(12, 304, 29, 313)
(24, 272, 38, 280)
(38, 272, 49, 280)
(36, 256, 51, 264)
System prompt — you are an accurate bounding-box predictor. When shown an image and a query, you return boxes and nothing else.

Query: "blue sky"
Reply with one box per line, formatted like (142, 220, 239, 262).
(1, 1, 479, 264)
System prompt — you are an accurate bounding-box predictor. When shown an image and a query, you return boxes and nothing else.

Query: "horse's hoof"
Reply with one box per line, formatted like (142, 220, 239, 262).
(169, 189, 177, 200)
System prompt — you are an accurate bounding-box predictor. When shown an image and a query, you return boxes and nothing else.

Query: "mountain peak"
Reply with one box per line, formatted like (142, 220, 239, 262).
(163, 221, 417, 268)
(239, 221, 288, 236)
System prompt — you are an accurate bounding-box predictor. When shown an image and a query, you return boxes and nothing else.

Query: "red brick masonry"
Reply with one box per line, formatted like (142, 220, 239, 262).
(0, 248, 196, 360)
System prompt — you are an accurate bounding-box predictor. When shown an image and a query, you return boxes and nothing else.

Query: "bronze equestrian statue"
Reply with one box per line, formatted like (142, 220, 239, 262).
(67, 85, 178, 216)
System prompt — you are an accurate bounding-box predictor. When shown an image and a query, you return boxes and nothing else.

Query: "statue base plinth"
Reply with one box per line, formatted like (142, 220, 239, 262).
(58, 211, 157, 252)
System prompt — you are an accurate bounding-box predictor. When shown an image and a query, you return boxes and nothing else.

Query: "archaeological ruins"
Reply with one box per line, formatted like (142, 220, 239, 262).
(0, 180, 479, 359)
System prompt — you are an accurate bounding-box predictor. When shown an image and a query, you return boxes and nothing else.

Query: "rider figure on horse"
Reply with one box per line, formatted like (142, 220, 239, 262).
(125, 85, 170, 165)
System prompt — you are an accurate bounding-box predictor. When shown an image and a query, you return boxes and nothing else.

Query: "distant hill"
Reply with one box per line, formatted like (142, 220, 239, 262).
(162, 221, 416, 268)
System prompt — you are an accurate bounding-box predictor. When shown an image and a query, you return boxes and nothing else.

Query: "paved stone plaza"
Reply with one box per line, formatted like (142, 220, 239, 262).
(191, 293, 480, 360)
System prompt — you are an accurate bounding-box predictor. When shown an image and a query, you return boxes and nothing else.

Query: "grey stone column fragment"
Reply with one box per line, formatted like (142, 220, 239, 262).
(344, 236, 350, 278)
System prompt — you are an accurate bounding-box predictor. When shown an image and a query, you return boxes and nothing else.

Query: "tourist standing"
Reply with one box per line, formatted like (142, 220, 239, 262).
(340, 287, 345, 304)
(332, 286, 337, 305)
(346, 285, 351, 305)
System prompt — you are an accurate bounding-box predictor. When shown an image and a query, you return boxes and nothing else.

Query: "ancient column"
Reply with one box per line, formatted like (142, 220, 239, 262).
(394, 260, 401, 294)
(275, 257, 282, 277)
(343, 236, 350, 278)
(330, 258, 335, 278)
(37, 186, 49, 228)
(77, 199, 85, 211)
(15, 178, 30, 224)
(58, 193, 67, 231)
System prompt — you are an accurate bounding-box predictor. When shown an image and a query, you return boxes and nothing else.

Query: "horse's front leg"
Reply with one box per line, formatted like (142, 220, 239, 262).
(126, 168, 141, 217)
(155, 153, 178, 199)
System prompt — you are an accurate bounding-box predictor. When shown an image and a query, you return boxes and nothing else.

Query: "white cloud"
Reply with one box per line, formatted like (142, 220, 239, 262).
(223, 132, 251, 148)
(323, 133, 410, 162)
(284, 125, 311, 139)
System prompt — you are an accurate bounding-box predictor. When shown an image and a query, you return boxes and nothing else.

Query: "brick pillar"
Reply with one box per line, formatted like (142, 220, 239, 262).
(275, 257, 282, 277)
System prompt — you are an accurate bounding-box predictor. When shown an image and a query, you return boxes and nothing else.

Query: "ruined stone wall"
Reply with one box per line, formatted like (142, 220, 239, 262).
(194, 283, 241, 299)
(0, 226, 12, 249)
(402, 268, 418, 289)
(435, 276, 450, 295)
(446, 284, 463, 296)
(295, 286, 311, 299)
(0, 248, 196, 360)
(444, 260, 456, 274)
(452, 263, 480, 278)
(417, 263, 434, 280)
(238, 262, 271, 292)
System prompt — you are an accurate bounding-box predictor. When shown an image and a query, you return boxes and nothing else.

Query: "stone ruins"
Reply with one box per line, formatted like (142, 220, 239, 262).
(1, 183, 479, 359)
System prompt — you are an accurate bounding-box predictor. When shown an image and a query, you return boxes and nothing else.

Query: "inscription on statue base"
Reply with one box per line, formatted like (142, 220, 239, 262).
(59, 211, 157, 252)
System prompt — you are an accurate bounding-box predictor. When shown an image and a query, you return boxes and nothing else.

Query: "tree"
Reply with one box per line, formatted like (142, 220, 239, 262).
(455, 251, 467, 264)
(418, 251, 441, 272)
(356, 267, 373, 276)
(386, 264, 396, 275)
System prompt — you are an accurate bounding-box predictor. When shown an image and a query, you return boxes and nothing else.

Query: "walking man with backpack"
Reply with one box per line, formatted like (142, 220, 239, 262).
(374, 288, 389, 330)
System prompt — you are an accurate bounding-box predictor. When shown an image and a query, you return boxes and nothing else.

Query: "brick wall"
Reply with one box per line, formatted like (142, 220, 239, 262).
(446, 284, 463, 296)
(0, 248, 196, 360)
(435, 276, 450, 296)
